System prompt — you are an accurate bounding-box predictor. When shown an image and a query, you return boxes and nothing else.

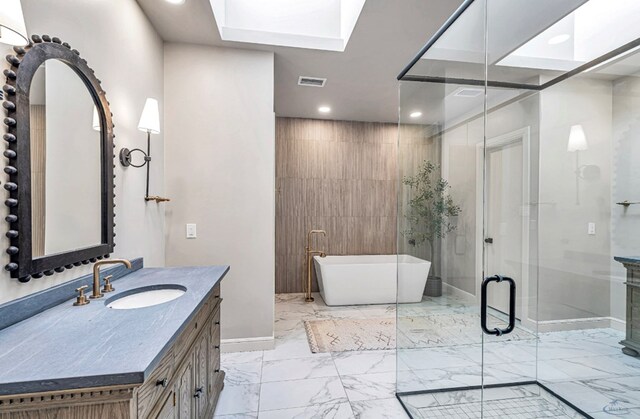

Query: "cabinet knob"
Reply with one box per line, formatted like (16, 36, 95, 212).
(156, 378, 168, 388)
(193, 386, 204, 398)
(215, 321, 220, 325)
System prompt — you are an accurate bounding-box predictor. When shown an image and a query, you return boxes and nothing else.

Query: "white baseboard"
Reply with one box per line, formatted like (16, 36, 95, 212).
(532, 316, 626, 333)
(610, 317, 626, 333)
(442, 282, 476, 304)
(221, 336, 275, 353)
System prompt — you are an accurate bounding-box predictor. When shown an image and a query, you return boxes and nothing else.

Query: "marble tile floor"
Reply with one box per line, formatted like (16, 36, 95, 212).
(213, 293, 640, 418)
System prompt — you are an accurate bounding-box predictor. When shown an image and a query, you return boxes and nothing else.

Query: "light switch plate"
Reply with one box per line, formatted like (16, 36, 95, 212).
(588, 222, 596, 235)
(186, 223, 197, 239)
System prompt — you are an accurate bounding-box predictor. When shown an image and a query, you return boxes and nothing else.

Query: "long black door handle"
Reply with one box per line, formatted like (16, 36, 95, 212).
(481, 275, 516, 336)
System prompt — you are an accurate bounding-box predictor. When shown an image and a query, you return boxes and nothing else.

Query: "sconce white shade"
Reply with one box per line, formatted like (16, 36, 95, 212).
(138, 98, 161, 134)
(0, 0, 28, 47)
(567, 124, 588, 152)
(92, 106, 101, 131)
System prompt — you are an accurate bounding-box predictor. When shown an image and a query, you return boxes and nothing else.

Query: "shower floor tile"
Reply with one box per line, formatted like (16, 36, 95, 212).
(403, 385, 584, 419)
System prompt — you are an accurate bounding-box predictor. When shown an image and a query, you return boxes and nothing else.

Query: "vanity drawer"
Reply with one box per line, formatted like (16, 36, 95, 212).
(137, 348, 174, 419)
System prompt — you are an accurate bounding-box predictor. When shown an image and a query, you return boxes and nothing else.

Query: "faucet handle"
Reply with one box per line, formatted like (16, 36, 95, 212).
(73, 285, 90, 306)
(102, 275, 115, 293)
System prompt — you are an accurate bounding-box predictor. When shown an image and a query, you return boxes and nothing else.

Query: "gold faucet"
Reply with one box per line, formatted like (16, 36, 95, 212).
(304, 230, 327, 302)
(90, 259, 132, 299)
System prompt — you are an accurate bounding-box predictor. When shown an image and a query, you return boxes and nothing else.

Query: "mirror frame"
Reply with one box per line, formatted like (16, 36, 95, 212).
(3, 35, 115, 282)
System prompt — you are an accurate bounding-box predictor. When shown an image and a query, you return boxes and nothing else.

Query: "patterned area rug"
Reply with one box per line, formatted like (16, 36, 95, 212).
(304, 317, 396, 353)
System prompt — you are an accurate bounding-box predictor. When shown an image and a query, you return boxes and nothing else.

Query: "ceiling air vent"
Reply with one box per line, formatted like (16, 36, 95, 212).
(298, 76, 327, 87)
(452, 87, 484, 98)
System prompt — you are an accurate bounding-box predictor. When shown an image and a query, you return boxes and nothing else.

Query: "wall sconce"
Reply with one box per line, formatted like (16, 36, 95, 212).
(119, 98, 170, 203)
(567, 124, 588, 205)
(0, 0, 28, 47)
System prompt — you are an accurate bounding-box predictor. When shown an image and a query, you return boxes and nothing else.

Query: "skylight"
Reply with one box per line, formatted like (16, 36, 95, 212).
(209, 0, 366, 51)
(497, 0, 640, 72)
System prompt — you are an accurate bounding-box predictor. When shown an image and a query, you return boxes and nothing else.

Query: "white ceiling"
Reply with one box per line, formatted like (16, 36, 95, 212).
(135, 0, 465, 123)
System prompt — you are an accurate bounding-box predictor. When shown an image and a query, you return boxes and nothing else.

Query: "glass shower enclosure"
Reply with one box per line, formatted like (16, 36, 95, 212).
(396, 0, 640, 417)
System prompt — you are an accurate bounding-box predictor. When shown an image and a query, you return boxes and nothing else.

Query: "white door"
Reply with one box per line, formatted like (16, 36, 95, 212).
(485, 140, 524, 319)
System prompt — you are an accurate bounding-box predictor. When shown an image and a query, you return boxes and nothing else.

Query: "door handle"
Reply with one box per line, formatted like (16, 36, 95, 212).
(481, 275, 515, 336)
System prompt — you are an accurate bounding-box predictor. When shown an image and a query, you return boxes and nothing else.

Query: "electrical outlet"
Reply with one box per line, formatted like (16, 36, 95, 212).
(588, 222, 596, 235)
(186, 223, 197, 239)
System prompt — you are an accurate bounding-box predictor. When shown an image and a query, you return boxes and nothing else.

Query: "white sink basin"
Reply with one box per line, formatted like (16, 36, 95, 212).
(106, 286, 186, 310)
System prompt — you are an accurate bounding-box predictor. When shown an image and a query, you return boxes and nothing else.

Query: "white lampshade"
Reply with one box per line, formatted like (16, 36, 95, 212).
(567, 124, 588, 152)
(0, 0, 28, 47)
(138, 98, 160, 134)
(92, 106, 101, 131)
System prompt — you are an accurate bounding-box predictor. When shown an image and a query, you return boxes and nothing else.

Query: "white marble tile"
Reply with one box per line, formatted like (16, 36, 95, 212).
(341, 372, 396, 402)
(263, 336, 315, 361)
(274, 321, 307, 341)
(258, 402, 354, 419)
(222, 351, 264, 365)
(214, 383, 260, 416)
(396, 369, 426, 393)
(411, 365, 483, 390)
(398, 393, 439, 410)
(544, 381, 629, 414)
(259, 376, 347, 411)
(223, 361, 263, 385)
(215, 414, 259, 419)
(398, 347, 477, 371)
(350, 398, 410, 419)
(261, 354, 338, 382)
(332, 350, 396, 375)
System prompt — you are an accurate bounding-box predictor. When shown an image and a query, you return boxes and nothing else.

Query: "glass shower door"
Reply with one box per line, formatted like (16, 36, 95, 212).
(396, 79, 487, 418)
(396, 2, 489, 415)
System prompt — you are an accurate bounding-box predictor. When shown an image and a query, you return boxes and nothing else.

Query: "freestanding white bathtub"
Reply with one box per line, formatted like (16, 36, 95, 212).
(313, 255, 431, 306)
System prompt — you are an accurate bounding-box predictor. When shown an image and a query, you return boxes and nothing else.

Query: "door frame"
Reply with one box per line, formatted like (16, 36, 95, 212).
(475, 127, 531, 326)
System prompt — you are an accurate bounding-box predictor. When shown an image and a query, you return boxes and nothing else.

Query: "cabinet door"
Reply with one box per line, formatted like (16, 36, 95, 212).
(194, 332, 209, 418)
(176, 362, 193, 419)
(155, 392, 175, 419)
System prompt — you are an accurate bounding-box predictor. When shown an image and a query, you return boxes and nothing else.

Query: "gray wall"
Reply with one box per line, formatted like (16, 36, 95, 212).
(0, 0, 165, 304)
(436, 77, 614, 323)
(163, 43, 275, 348)
(611, 74, 640, 321)
(538, 78, 612, 321)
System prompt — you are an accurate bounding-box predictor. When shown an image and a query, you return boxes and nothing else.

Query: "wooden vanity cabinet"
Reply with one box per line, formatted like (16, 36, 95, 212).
(0, 286, 225, 419)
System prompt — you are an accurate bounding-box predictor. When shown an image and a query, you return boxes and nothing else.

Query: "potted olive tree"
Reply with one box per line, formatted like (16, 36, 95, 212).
(402, 161, 460, 297)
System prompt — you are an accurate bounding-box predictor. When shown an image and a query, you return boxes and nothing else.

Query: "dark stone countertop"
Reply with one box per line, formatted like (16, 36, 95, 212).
(0, 265, 229, 396)
(614, 256, 640, 266)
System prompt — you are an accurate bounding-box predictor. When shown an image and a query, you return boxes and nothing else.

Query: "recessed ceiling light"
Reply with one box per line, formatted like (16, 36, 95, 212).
(318, 106, 331, 114)
(165, 0, 186, 4)
(410, 111, 422, 118)
(548, 34, 570, 45)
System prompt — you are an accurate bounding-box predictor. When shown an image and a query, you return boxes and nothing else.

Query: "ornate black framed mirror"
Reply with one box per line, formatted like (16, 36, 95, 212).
(3, 35, 115, 282)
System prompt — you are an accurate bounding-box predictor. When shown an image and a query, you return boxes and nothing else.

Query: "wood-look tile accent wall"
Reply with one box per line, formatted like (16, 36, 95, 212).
(275, 117, 398, 293)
